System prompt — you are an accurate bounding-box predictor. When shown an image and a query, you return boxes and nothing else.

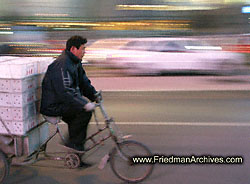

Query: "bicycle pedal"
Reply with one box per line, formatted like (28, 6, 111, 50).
(98, 154, 109, 170)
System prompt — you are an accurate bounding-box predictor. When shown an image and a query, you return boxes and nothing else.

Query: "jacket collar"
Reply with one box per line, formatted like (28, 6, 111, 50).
(65, 50, 82, 64)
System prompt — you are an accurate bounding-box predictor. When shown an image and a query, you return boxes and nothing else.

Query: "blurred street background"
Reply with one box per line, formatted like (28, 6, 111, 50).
(0, 0, 250, 76)
(1, 1, 250, 184)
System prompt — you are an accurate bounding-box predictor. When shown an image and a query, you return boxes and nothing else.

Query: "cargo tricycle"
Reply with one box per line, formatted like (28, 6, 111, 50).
(0, 91, 154, 183)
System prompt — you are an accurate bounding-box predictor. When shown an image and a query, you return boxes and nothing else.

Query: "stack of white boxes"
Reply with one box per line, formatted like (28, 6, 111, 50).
(0, 57, 54, 155)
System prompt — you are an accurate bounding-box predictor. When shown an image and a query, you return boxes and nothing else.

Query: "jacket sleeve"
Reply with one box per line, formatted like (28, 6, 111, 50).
(78, 64, 97, 102)
(51, 66, 88, 110)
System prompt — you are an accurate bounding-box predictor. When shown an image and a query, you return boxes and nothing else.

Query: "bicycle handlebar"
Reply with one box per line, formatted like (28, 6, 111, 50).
(95, 90, 103, 103)
(94, 91, 109, 121)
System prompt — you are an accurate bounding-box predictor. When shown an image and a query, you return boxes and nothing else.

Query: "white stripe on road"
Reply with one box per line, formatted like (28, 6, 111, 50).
(89, 121, 250, 127)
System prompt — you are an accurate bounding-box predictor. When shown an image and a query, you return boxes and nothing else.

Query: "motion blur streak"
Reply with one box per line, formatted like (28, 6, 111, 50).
(0, 0, 249, 76)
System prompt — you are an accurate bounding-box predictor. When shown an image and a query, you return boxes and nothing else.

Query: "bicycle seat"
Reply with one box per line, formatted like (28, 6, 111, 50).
(43, 115, 61, 125)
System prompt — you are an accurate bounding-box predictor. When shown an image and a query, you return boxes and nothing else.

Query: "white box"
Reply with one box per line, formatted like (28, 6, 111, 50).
(36, 87, 42, 101)
(0, 102, 36, 121)
(0, 89, 36, 107)
(0, 77, 38, 92)
(0, 121, 13, 134)
(0, 73, 45, 93)
(35, 100, 41, 113)
(0, 56, 19, 62)
(0, 59, 38, 79)
(0, 79, 12, 92)
(0, 107, 12, 120)
(11, 77, 37, 92)
(0, 115, 42, 135)
(12, 103, 36, 121)
(37, 73, 45, 87)
(37, 57, 54, 73)
(0, 57, 54, 79)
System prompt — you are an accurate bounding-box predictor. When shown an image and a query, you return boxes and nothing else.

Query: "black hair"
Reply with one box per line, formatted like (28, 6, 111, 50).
(66, 35, 87, 51)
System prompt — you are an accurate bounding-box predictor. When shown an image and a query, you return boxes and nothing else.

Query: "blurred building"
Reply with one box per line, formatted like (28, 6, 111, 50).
(0, 0, 249, 39)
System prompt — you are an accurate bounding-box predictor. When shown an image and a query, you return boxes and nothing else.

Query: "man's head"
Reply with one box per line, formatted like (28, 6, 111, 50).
(66, 35, 87, 60)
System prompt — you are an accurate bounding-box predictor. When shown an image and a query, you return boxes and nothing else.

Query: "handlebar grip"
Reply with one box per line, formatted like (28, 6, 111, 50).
(95, 90, 103, 103)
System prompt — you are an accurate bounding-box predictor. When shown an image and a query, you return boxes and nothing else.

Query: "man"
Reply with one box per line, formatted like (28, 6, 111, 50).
(40, 35, 97, 151)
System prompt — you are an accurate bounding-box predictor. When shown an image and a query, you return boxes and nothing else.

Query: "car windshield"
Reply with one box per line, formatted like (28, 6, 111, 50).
(122, 41, 154, 51)
(121, 39, 219, 52)
(151, 41, 185, 52)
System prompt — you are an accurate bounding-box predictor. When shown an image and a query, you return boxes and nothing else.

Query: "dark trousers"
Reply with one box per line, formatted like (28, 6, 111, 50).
(62, 110, 92, 146)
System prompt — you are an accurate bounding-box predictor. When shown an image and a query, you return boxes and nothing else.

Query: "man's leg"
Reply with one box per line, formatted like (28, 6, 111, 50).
(62, 110, 92, 148)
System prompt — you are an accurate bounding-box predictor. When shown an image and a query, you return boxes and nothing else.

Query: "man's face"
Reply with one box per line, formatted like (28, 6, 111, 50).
(70, 44, 86, 60)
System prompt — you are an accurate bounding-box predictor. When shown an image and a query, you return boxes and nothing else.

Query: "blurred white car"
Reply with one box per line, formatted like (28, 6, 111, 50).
(85, 37, 247, 75)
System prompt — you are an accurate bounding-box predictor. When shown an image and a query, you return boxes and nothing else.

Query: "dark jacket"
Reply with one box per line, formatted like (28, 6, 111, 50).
(40, 50, 97, 116)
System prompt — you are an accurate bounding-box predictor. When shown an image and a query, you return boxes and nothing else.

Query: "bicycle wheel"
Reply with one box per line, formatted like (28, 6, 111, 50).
(0, 150, 9, 183)
(110, 140, 154, 183)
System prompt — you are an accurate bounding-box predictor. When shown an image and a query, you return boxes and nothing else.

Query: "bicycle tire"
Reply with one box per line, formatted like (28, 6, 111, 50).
(0, 150, 9, 184)
(110, 140, 154, 183)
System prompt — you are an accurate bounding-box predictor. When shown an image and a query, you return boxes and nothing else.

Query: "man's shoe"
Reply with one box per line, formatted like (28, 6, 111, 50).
(79, 161, 94, 168)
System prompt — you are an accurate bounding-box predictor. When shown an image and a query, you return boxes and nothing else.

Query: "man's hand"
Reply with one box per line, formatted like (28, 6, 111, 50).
(95, 91, 102, 103)
(84, 102, 96, 112)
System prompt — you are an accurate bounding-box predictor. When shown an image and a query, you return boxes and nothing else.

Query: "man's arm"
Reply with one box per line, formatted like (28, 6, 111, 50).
(51, 67, 88, 111)
(78, 64, 97, 101)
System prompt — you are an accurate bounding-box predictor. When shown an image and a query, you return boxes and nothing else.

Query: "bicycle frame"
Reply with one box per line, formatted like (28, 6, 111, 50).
(84, 98, 124, 152)
(93, 99, 131, 162)
(1, 90, 128, 167)
(0, 91, 154, 183)
(35, 93, 123, 158)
